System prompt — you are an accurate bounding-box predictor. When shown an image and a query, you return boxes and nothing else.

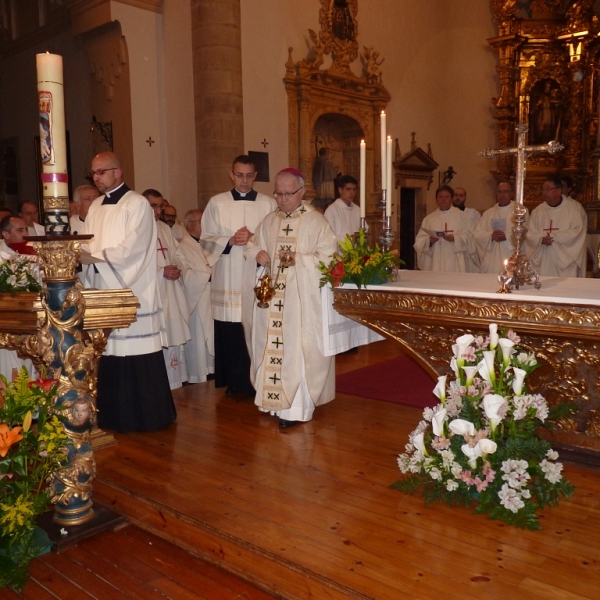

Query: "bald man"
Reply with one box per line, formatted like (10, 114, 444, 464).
(80, 151, 176, 433)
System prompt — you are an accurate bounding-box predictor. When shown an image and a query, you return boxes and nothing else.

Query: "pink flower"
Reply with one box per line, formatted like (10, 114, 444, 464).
(506, 330, 521, 344)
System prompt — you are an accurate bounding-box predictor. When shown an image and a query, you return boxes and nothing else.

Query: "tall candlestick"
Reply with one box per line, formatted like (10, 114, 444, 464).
(386, 136, 393, 215)
(359, 139, 366, 219)
(36, 52, 69, 235)
(380, 111, 387, 190)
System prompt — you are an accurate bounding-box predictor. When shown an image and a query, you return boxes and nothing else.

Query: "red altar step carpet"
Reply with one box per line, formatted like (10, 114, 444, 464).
(336, 354, 437, 409)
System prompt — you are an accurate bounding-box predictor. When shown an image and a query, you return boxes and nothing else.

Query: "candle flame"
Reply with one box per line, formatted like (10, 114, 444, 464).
(361, 139, 365, 144)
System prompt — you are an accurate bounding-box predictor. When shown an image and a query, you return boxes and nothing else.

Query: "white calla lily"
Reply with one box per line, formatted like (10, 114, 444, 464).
(477, 438, 498, 456)
(512, 367, 526, 396)
(453, 334, 475, 366)
(461, 366, 478, 387)
(489, 323, 499, 350)
(461, 443, 483, 469)
(412, 432, 428, 457)
(431, 407, 447, 436)
(433, 376, 447, 404)
(450, 357, 460, 378)
(477, 358, 492, 384)
(482, 394, 506, 432)
(448, 419, 475, 437)
(482, 351, 496, 384)
(498, 338, 515, 368)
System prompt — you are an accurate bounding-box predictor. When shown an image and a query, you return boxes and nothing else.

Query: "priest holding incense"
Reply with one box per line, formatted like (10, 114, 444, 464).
(80, 152, 176, 433)
(525, 176, 587, 278)
(201, 155, 275, 397)
(243, 168, 338, 429)
(413, 185, 479, 272)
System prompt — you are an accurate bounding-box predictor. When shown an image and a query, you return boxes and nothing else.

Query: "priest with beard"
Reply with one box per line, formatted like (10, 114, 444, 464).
(414, 185, 479, 272)
(243, 168, 338, 429)
(179, 209, 214, 384)
(79, 152, 176, 433)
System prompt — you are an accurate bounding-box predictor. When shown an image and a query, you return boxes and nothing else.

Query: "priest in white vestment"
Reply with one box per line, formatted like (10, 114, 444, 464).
(324, 175, 363, 246)
(143, 189, 191, 389)
(18, 202, 44, 236)
(179, 209, 214, 384)
(453, 187, 481, 227)
(414, 186, 479, 273)
(200, 155, 276, 396)
(69, 185, 99, 234)
(163, 203, 186, 242)
(80, 152, 176, 433)
(243, 168, 338, 429)
(525, 177, 587, 278)
(474, 181, 528, 274)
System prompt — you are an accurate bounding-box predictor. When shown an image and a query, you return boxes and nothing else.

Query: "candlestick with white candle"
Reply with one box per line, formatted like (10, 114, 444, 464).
(380, 111, 386, 190)
(36, 52, 70, 235)
(359, 139, 366, 220)
(386, 136, 393, 215)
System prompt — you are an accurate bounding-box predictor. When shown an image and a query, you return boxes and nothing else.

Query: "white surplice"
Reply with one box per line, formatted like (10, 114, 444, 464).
(200, 191, 276, 322)
(324, 198, 362, 245)
(525, 196, 588, 277)
(474, 201, 526, 274)
(243, 202, 338, 422)
(414, 206, 478, 272)
(69, 215, 85, 235)
(80, 189, 163, 357)
(179, 232, 214, 383)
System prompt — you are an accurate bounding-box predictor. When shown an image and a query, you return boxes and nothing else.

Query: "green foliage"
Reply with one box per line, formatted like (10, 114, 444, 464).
(318, 229, 403, 289)
(0, 256, 42, 295)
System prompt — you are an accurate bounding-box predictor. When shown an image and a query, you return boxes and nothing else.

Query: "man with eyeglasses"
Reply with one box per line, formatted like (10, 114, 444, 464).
(162, 201, 186, 242)
(474, 181, 527, 274)
(79, 151, 176, 433)
(18, 201, 44, 236)
(200, 155, 275, 397)
(179, 209, 214, 384)
(525, 176, 587, 277)
(243, 168, 338, 429)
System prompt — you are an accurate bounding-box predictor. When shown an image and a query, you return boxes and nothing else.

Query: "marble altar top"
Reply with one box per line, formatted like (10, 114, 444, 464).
(347, 271, 600, 307)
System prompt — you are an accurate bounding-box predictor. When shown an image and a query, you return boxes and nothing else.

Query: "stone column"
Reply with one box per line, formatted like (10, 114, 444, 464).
(191, 0, 244, 208)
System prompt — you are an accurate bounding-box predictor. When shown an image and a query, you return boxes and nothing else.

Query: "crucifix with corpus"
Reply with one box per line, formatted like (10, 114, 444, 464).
(480, 122, 564, 291)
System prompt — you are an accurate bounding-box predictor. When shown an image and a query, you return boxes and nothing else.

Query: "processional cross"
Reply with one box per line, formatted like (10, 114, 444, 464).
(479, 123, 564, 290)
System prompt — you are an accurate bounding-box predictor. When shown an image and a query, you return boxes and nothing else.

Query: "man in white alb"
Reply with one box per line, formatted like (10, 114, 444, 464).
(70, 185, 99, 234)
(452, 187, 481, 227)
(179, 209, 214, 384)
(143, 189, 191, 390)
(324, 175, 362, 246)
(525, 176, 587, 277)
(200, 155, 276, 396)
(80, 152, 176, 432)
(163, 202, 187, 242)
(474, 181, 527, 274)
(18, 202, 44, 236)
(244, 168, 338, 429)
(414, 185, 479, 272)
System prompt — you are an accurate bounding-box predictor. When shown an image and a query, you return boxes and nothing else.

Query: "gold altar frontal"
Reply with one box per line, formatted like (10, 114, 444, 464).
(333, 271, 600, 459)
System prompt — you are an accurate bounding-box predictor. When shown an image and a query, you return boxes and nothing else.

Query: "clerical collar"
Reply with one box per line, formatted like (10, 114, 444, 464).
(231, 188, 257, 201)
(102, 182, 129, 205)
(191, 235, 200, 242)
(454, 204, 466, 211)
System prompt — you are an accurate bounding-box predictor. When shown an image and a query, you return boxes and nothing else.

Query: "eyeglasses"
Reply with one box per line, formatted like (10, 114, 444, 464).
(149, 203, 165, 210)
(90, 167, 117, 177)
(233, 172, 256, 180)
(274, 187, 303, 199)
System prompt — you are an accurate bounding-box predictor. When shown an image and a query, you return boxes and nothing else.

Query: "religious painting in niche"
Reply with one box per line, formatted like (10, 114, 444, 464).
(528, 79, 563, 144)
(331, 0, 355, 41)
(248, 151, 270, 182)
(0, 138, 20, 210)
(38, 91, 54, 165)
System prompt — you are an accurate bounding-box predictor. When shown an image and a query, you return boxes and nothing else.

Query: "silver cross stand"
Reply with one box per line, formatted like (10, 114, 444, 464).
(480, 123, 564, 291)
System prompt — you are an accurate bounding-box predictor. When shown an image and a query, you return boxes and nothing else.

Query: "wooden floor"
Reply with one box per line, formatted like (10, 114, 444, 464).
(5, 339, 600, 599)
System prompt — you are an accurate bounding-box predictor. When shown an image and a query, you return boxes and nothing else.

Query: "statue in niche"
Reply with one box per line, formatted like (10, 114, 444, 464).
(363, 47, 384, 84)
(299, 29, 327, 70)
(529, 80, 563, 144)
(312, 147, 339, 211)
(331, 0, 355, 42)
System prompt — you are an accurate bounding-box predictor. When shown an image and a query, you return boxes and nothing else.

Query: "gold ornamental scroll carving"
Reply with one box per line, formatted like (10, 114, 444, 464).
(333, 286, 600, 454)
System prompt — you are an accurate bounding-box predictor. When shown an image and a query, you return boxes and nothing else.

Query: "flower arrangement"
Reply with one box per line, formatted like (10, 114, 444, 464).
(393, 324, 576, 530)
(0, 368, 68, 591)
(318, 229, 402, 289)
(0, 255, 42, 294)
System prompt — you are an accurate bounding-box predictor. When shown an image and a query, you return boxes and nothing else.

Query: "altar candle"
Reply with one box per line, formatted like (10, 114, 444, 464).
(36, 52, 69, 234)
(386, 136, 393, 215)
(360, 139, 366, 219)
(380, 111, 387, 189)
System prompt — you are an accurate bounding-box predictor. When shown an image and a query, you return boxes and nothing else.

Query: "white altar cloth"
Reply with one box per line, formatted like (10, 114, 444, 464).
(321, 286, 384, 356)
(359, 270, 600, 306)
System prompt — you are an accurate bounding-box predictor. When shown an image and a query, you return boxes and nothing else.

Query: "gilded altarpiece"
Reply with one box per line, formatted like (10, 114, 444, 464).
(489, 0, 600, 207)
(284, 0, 390, 228)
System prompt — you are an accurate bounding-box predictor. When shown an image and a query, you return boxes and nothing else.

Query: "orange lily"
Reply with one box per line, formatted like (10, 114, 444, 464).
(27, 378, 57, 393)
(0, 424, 23, 457)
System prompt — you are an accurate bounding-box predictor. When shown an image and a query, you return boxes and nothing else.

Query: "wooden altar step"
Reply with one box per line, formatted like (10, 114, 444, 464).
(89, 341, 600, 600)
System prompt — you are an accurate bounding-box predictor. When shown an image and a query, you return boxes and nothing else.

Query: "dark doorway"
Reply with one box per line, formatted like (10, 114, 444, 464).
(400, 188, 416, 269)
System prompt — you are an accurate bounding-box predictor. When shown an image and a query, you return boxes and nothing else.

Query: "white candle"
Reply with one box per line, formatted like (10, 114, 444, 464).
(386, 136, 393, 215)
(36, 52, 69, 234)
(359, 140, 366, 219)
(380, 111, 386, 190)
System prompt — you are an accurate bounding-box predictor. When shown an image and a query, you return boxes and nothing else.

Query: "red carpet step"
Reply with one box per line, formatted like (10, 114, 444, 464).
(336, 354, 437, 408)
